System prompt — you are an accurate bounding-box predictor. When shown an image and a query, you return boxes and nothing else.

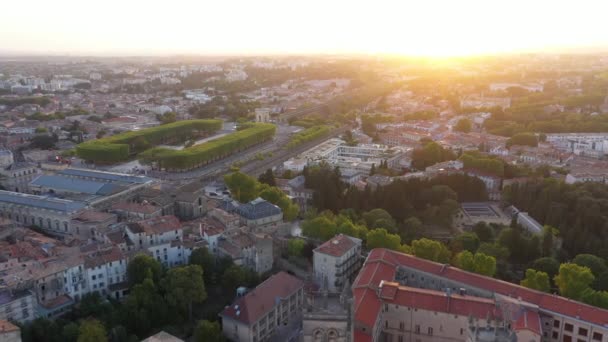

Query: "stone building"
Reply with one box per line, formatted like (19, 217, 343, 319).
(173, 182, 206, 220)
(301, 282, 352, 342)
(352, 248, 608, 342)
(313, 234, 362, 292)
(255, 108, 271, 123)
(219, 272, 304, 342)
(0, 190, 86, 238)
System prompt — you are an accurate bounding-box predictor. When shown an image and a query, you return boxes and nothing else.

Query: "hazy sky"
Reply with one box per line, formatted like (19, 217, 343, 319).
(1, 0, 606, 56)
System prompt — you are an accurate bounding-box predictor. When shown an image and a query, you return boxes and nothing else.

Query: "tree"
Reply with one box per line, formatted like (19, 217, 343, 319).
(288, 239, 306, 257)
(162, 265, 207, 321)
(411, 238, 451, 263)
(411, 141, 456, 170)
(554, 263, 595, 300)
(472, 222, 494, 242)
(224, 172, 259, 203)
(78, 319, 107, 342)
(124, 277, 167, 336)
(222, 265, 248, 295)
(62, 322, 80, 342)
(363, 209, 396, 233)
(451, 232, 480, 253)
(454, 251, 496, 277)
(29, 134, 57, 149)
(366, 228, 403, 251)
(454, 118, 472, 133)
(401, 217, 423, 243)
(127, 254, 162, 286)
(189, 247, 215, 284)
(157, 111, 177, 124)
(521, 269, 550, 292)
(301, 215, 337, 241)
(572, 254, 608, 278)
(472, 252, 497, 277)
(541, 225, 556, 257)
(506, 132, 538, 148)
(258, 169, 276, 186)
(194, 320, 224, 342)
(477, 242, 509, 261)
(532, 257, 560, 280)
(573, 254, 608, 290)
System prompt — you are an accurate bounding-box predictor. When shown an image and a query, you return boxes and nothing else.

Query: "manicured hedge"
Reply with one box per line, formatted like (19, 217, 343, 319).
(139, 123, 276, 170)
(76, 119, 222, 163)
(286, 125, 330, 149)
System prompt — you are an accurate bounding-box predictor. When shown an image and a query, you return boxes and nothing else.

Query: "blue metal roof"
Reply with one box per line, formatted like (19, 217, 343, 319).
(58, 168, 153, 184)
(236, 198, 282, 220)
(0, 190, 86, 213)
(31, 175, 107, 194)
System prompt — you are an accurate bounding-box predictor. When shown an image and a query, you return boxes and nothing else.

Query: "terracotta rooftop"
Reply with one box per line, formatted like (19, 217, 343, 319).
(220, 271, 304, 325)
(352, 248, 608, 341)
(0, 319, 19, 333)
(127, 215, 181, 235)
(314, 234, 359, 257)
(73, 209, 116, 222)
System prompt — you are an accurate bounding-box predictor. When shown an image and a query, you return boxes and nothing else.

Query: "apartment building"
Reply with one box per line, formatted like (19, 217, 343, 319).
(84, 247, 128, 300)
(125, 215, 183, 250)
(0, 290, 35, 323)
(314, 234, 362, 292)
(217, 229, 274, 274)
(219, 272, 304, 342)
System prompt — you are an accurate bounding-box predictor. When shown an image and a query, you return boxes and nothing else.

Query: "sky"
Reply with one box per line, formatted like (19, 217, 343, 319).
(1, 0, 607, 57)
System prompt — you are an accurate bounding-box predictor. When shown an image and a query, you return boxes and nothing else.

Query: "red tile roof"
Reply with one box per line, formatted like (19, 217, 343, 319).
(220, 271, 304, 325)
(128, 215, 181, 235)
(379, 281, 502, 320)
(352, 248, 608, 342)
(315, 234, 358, 257)
(0, 319, 19, 333)
(513, 309, 542, 335)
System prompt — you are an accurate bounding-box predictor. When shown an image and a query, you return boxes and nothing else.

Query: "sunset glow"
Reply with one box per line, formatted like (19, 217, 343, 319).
(1, 0, 606, 56)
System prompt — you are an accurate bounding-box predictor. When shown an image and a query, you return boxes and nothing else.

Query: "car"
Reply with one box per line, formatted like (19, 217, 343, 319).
(209, 192, 218, 197)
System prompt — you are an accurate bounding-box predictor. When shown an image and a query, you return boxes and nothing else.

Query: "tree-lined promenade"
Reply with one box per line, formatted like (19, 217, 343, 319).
(76, 119, 222, 163)
(139, 123, 276, 171)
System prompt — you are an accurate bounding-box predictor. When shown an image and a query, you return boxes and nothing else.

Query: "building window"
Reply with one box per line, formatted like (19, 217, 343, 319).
(565, 323, 573, 332)
(593, 332, 603, 341)
(554, 320, 560, 328)
(414, 325, 420, 334)
(579, 328, 588, 337)
(460, 328, 464, 335)
(385, 321, 388, 329)
(552, 331, 559, 339)
(399, 322, 404, 331)
(563, 335, 572, 342)
(428, 327, 433, 336)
